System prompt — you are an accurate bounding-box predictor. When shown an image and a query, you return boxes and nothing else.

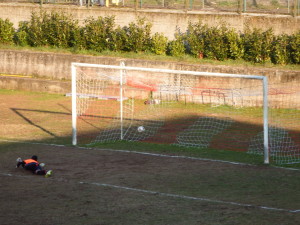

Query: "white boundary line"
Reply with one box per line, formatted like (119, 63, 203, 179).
(1, 172, 299, 213)
(80, 181, 300, 214)
(85, 147, 253, 166)
(0, 139, 299, 171)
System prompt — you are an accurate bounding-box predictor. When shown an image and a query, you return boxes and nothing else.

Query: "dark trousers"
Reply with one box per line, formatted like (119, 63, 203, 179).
(24, 163, 46, 175)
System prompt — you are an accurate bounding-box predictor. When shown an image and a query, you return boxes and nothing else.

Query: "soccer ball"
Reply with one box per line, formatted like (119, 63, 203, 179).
(137, 126, 145, 133)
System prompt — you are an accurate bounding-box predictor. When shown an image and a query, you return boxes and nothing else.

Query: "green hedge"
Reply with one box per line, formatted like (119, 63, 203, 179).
(1, 11, 299, 65)
(0, 18, 14, 44)
(183, 22, 244, 61)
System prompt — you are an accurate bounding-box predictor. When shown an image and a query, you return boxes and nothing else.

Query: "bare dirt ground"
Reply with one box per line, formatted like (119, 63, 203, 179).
(0, 141, 300, 225)
(0, 90, 299, 225)
(0, 91, 72, 144)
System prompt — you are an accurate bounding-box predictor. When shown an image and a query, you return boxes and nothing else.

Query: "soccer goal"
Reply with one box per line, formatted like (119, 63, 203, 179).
(71, 62, 299, 164)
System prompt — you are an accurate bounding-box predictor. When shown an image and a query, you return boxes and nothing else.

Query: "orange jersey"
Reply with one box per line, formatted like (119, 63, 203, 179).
(24, 159, 38, 165)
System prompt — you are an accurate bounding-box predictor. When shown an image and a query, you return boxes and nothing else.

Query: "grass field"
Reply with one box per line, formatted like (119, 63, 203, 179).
(0, 89, 299, 225)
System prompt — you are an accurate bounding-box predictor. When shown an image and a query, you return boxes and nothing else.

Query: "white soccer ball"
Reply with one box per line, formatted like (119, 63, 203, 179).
(137, 126, 145, 133)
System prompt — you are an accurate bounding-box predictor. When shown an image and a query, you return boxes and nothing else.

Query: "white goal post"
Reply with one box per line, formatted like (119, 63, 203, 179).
(71, 62, 270, 164)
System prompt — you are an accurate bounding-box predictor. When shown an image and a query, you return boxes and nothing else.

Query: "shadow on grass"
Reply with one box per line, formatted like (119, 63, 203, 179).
(6, 106, 300, 169)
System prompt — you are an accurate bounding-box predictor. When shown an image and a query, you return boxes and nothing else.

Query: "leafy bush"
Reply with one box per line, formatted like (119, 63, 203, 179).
(41, 11, 81, 48)
(288, 32, 300, 64)
(184, 22, 205, 58)
(184, 22, 243, 60)
(167, 31, 185, 57)
(223, 27, 244, 60)
(0, 18, 15, 44)
(109, 25, 127, 52)
(150, 32, 168, 55)
(82, 16, 115, 52)
(23, 11, 46, 47)
(203, 25, 228, 61)
(242, 27, 274, 63)
(0, 11, 299, 65)
(14, 21, 29, 46)
(121, 18, 152, 52)
(270, 34, 289, 65)
(14, 11, 81, 48)
(261, 29, 274, 62)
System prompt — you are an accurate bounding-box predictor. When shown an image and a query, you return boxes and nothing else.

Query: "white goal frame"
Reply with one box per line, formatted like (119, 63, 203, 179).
(71, 62, 269, 164)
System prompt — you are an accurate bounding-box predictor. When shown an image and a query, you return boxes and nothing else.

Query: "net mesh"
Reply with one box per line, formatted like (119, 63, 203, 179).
(248, 83, 300, 164)
(73, 64, 300, 164)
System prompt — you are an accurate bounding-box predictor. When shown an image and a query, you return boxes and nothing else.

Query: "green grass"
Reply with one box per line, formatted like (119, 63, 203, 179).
(31, 92, 66, 101)
(87, 140, 300, 169)
(0, 89, 65, 100)
(218, 1, 238, 7)
(0, 89, 18, 95)
(155, 101, 264, 118)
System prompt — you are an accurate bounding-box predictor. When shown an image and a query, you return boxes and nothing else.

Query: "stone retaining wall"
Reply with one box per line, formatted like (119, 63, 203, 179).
(1, 49, 299, 82)
(0, 50, 299, 107)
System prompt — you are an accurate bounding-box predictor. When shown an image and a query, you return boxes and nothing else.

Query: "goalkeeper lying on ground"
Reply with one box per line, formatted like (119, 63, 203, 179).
(16, 155, 52, 177)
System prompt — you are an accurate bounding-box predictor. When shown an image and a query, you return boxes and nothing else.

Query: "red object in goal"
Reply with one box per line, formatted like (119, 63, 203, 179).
(126, 77, 157, 91)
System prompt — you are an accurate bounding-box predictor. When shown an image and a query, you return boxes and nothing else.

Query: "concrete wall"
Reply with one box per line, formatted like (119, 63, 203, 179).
(0, 76, 70, 93)
(0, 50, 121, 80)
(0, 3, 299, 40)
(1, 49, 300, 80)
(0, 49, 299, 94)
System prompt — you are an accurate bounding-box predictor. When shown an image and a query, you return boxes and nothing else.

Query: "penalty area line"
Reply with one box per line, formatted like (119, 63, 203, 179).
(84, 146, 300, 171)
(79, 181, 300, 214)
(80, 146, 253, 166)
(1, 172, 300, 213)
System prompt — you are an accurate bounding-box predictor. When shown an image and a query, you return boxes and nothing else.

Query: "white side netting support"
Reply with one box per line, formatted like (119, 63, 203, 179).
(71, 63, 270, 164)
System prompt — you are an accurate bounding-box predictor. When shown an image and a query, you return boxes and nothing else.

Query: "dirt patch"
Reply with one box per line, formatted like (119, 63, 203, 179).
(0, 91, 72, 144)
(0, 142, 300, 225)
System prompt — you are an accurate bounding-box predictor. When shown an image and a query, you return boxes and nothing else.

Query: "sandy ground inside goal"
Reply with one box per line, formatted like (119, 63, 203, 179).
(0, 141, 299, 225)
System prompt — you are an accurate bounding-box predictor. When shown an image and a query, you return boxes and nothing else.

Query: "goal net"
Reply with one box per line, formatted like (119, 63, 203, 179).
(71, 62, 300, 165)
(248, 82, 300, 164)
